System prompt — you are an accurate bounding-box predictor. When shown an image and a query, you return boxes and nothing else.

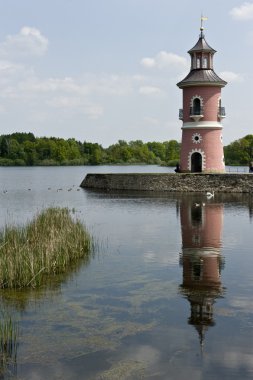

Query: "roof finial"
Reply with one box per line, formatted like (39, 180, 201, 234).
(200, 14, 208, 37)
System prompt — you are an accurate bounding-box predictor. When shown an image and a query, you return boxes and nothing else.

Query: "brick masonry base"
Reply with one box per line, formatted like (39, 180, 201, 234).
(80, 173, 253, 193)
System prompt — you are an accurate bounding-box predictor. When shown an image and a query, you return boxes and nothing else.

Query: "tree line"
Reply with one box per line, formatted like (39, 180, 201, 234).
(0, 132, 180, 166)
(224, 134, 253, 166)
(0, 132, 252, 166)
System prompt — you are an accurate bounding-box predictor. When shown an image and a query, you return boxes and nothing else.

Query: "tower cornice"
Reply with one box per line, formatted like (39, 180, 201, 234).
(181, 121, 223, 130)
(177, 69, 227, 88)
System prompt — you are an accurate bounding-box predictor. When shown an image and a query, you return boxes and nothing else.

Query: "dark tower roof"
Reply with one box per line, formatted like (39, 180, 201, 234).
(188, 30, 216, 54)
(177, 28, 227, 88)
(177, 69, 226, 87)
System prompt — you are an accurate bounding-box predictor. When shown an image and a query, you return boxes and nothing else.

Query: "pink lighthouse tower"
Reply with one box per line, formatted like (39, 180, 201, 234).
(177, 20, 227, 173)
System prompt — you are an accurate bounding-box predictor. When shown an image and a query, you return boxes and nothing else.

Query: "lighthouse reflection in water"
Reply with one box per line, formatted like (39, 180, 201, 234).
(179, 198, 225, 347)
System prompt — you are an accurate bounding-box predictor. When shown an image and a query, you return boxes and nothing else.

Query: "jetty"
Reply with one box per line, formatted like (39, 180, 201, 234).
(80, 173, 253, 193)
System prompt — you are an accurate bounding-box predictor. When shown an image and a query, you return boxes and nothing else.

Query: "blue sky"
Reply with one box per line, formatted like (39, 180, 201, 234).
(0, 0, 252, 146)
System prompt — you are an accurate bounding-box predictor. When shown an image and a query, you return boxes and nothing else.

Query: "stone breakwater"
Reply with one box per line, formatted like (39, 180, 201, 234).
(80, 173, 253, 193)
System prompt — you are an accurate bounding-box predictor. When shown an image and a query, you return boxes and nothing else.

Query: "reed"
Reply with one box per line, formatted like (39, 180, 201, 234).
(0, 208, 92, 288)
(0, 310, 18, 364)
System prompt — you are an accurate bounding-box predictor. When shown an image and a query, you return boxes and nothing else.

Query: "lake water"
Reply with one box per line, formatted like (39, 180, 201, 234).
(0, 166, 252, 379)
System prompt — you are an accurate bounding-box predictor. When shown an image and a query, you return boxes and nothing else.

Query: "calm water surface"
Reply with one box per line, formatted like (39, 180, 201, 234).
(0, 166, 252, 379)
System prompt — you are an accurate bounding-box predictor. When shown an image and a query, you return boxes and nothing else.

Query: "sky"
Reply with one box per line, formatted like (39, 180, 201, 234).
(0, 0, 252, 146)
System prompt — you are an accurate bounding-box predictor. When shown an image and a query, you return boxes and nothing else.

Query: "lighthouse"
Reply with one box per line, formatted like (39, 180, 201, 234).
(177, 20, 227, 173)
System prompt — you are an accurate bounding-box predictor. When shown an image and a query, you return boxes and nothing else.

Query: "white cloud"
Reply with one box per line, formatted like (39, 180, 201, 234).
(47, 96, 85, 108)
(0, 60, 28, 86)
(0, 60, 22, 73)
(19, 77, 89, 95)
(141, 57, 156, 68)
(230, 2, 253, 20)
(0, 26, 48, 57)
(0, 65, 105, 119)
(132, 74, 146, 82)
(46, 96, 103, 119)
(86, 74, 137, 96)
(0, 63, 145, 121)
(83, 104, 104, 119)
(219, 71, 244, 83)
(0, 104, 5, 114)
(139, 86, 162, 96)
(141, 51, 188, 70)
(143, 117, 159, 125)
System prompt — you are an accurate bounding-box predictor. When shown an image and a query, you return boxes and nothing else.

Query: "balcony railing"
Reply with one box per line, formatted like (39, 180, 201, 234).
(218, 106, 226, 118)
(179, 106, 226, 121)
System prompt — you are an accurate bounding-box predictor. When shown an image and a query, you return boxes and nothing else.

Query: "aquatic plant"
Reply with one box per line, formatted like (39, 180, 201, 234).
(0, 208, 92, 288)
(0, 309, 18, 377)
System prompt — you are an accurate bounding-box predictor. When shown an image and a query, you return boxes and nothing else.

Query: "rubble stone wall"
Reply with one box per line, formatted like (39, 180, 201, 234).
(80, 173, 253, 193)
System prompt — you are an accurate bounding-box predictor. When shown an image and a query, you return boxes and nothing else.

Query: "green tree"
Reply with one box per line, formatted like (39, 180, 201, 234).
(89, 147, 103, 164)
(10, 132, 35, 144)
(164, 140, 180, 162)
(0, 137, 9, 157)
(147, 142, 166, 162)
(66, 139, 81, 160)
(36, 138, 53, 160)
(0, 131, 185, 166)
(23, 141, 37, 165)
(224, 135, 253, 165)
(8, 139, 25, 160)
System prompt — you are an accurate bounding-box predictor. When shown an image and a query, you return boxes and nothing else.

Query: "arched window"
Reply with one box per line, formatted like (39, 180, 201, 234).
(218, 98, 226, 119)
(193, 98, 201, 115)
(202, 57, 208, 68)
(196, 57, 200, 68)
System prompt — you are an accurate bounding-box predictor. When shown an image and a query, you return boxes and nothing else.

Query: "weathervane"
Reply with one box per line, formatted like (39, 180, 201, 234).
(200, 14, 208, 31)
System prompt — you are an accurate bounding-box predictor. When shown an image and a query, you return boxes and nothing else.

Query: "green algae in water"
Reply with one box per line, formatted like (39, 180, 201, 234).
(0, 245, 178, 376)
(96, 360, 146, 380)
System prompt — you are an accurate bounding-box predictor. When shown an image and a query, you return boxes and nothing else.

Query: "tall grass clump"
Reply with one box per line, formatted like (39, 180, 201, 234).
(0, 208, 92, 288)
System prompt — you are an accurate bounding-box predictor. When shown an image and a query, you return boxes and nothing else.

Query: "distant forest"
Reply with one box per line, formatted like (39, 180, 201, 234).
(0, 132, 252, 166)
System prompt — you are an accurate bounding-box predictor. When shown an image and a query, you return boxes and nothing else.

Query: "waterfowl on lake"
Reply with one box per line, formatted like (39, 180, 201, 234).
(206, 191, 214, 199)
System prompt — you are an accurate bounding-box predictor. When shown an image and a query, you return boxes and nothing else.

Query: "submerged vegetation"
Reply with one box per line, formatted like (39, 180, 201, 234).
(0, 208, 92, 289)
(0, 309, 18, 377)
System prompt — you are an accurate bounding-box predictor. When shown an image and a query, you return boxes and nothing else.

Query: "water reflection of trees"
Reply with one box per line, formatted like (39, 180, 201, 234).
(179, 197, 226, 348)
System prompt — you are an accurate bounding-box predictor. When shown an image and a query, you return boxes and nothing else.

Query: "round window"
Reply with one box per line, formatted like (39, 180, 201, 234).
(192, 133, 202, 144)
